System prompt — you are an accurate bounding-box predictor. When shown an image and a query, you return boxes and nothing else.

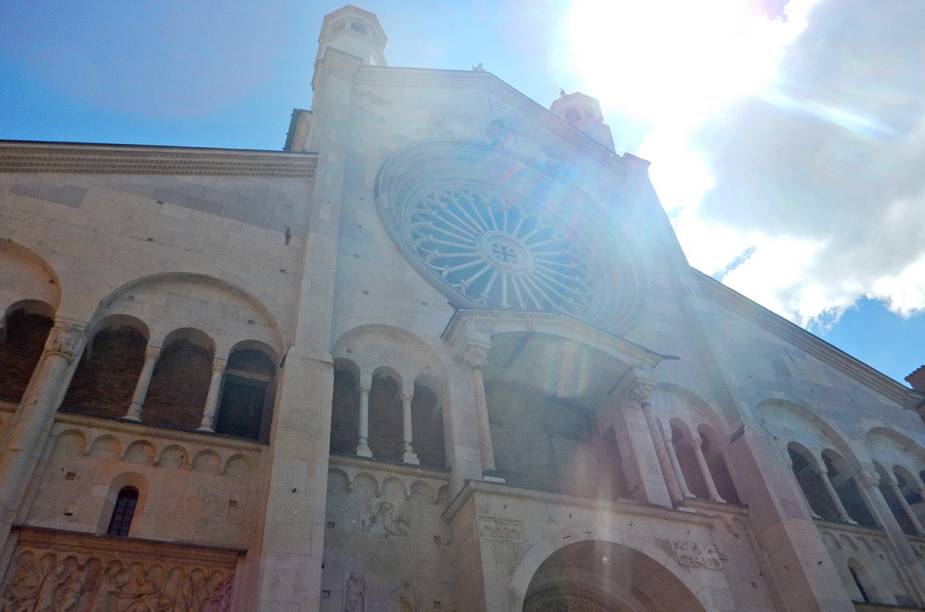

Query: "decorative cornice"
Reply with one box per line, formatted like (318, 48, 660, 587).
(0, 141, 318, 177)
(694, 269, 908, 404)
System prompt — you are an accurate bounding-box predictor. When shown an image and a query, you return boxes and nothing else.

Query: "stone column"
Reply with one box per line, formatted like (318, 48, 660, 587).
(661, 419, 694, 498)
(356, 374, 372, 458)
(854, 467, 925, 600)
(816, 459, 855, 524)
(123, 345, 160, 422)
(401, 391, 419, 465)
(602, 373, 671, 508)
(197, 357, 227, 431)
(884, 470, 925, 535)
(691, 436, 726, 503)
(640, 396, 684, 504)
(0, 319, 86, 555)
(459, 342, 501, 480)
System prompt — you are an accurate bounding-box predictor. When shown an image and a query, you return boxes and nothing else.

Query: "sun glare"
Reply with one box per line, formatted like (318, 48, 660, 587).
(566, 0, 815, 128)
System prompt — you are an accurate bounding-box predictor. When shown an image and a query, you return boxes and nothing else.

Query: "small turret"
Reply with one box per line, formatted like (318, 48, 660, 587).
(550, 91, 615, 152)
(317, 5, 387, 67)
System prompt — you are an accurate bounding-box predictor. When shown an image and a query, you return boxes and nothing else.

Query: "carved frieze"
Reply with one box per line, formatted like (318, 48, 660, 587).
(478, 516, 523, 542)
(671, 539, 722, 570)
(0, 528, 238, 612)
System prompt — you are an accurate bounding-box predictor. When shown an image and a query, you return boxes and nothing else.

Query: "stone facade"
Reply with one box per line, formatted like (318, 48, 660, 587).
(0, 5, 923, 611)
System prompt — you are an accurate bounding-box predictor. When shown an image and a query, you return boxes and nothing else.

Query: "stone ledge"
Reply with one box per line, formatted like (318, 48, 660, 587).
(443, 479, 719, 527)
(329, 452, 450, 481)
(0, 140, 318, 177)
(11, 525, 246, 559)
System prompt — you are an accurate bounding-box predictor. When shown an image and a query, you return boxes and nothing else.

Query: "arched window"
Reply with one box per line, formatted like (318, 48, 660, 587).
(61, 316, 148, 420)
(330, 358, 360, 455)
(698, 425, 740, 505)
(215, 346, 277, 441)
(0, 302, 54, 403)
(787, 443, 839, 521)
(368, 369, 403, 463)
(142, 329, 214, 430)
(410, 381, 446, 470)
(875, 463, 917, 535)
(671, 421, 708, 500)
(107, 486, 139, 537)
(821, 449, 876, 527)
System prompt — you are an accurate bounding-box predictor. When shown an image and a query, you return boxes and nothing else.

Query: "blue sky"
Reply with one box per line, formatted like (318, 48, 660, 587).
(1, 0, 922, 385)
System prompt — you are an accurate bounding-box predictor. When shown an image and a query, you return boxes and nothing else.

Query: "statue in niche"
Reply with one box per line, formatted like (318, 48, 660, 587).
(344, 572, 366, 612)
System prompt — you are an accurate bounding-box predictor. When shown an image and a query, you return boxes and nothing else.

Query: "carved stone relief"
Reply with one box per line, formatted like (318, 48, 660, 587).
(361, 501, 409, 538)
(671, 539, 722, 570)
(478, 516, 523, 542)
(0, 528, 237, 612)
(524, 593, 610, 612)
(398, 577, 418, 612)
(344, 572, 366, 612)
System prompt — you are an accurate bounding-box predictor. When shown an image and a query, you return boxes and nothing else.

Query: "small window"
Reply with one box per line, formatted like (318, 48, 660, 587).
(351, 21, 367, 35)
(331, 20, 345, 33)
(107, 486, 138, 537)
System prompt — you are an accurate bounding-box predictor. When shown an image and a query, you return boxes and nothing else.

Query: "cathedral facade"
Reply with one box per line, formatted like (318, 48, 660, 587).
(1, 6, 925, 611)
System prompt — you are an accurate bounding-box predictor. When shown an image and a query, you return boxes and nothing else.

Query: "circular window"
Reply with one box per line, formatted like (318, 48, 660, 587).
(375, 139, 642, 327)
(408, 187, 595, 315)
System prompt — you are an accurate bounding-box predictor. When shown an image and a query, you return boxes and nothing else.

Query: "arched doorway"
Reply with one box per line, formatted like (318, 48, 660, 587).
(522, 541, 707, 612)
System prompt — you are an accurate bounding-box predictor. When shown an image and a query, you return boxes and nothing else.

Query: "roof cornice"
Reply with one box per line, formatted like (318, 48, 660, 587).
(0, 140, 318, 178)
(693, 269, 909, 405)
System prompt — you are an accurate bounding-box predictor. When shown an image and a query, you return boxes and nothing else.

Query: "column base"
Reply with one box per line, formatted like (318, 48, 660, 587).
(196, 426, 215, 433)
(402, 452, 420, 466)
(355, 444, 372, 459)
(121, 415, 142, 423)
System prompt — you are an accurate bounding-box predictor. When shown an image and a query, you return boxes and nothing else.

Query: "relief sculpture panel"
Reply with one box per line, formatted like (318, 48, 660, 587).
(0, 528, 238, 612)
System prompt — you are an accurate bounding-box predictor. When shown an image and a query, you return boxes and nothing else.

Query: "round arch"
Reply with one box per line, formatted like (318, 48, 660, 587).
(757, 399, 860, 465)
(509, 534, 712, 612)
(91, 271, 282, 355)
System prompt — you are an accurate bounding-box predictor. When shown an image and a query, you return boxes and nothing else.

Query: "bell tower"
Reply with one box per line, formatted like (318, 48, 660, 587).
(550, 91, 615, 152)
(316, 5, 387, 67)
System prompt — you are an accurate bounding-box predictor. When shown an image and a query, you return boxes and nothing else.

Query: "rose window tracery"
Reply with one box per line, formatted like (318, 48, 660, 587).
(405, 187, 596, 316)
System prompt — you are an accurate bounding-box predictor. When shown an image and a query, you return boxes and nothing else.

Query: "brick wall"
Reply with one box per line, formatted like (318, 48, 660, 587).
(141, 341, 211, 430)
(60, 327, 146, 419)
(0, 311, 52, 402)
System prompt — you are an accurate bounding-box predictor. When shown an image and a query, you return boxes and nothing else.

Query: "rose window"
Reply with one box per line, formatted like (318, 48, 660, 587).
(406, 188, 596, 315)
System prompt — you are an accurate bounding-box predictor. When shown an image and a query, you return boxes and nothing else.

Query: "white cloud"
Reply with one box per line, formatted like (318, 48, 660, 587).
(572, 0, 925, 326)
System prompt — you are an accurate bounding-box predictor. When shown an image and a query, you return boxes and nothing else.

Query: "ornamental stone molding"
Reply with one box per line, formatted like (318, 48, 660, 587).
(376, 139, 644, 328)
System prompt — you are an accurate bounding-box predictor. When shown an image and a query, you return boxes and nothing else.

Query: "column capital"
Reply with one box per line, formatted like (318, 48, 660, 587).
(630, 379, 657, 406)
(359, 372, 373, 391)
(211, 358, 227, 375)
(44, 319, 87, 362)
(400, 390, 412, 404)
(458, 341, 490, 370)
(143, 345, 161, 360)
(855, 468, 882, 488)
